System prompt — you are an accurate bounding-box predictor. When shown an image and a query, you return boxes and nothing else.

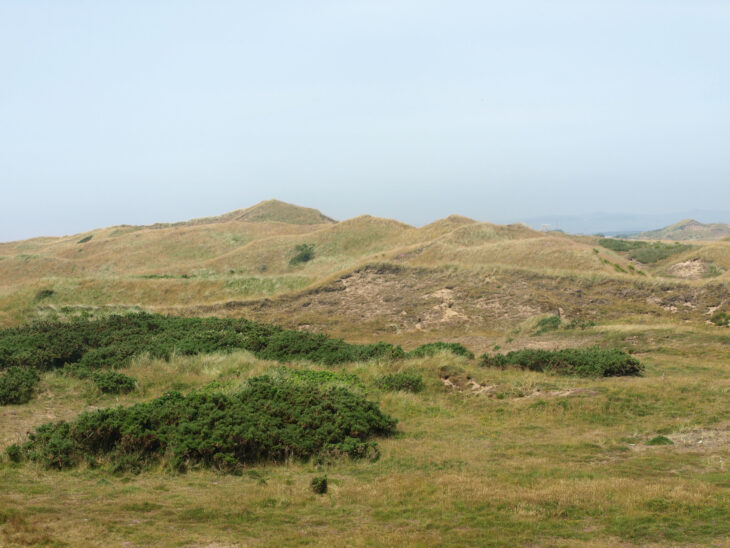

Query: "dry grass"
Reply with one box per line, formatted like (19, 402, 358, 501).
(2, 201, 729, 329)
(1, 325, 729, 546)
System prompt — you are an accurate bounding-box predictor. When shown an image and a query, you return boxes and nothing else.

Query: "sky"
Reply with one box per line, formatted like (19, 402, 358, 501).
(1, 1, 729, 241)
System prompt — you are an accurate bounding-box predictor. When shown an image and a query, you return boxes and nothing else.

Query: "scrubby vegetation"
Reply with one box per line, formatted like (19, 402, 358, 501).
(5, 443, 22, 463)
(20, 375, 396, 473)
(34, 289, 55, 301)
(0, 366, 39, 405)
(289, 243, 315, 265)
(256, 331, 404, 365)
(310, 475, 328, 494)
(0, 313, 406, 375)
(480, 347, 643, 377)
(407, 342, 474, 360)
(533, 315, 561, 336)
(565, 318, 595, 330)
(710, 311, 729, 327)
(598, 239, 646, 253)
(598, 238, 693, 264)
(647, 435, 674, 446)
(91, 371, 137, 394)
(375, 372, 424, 393)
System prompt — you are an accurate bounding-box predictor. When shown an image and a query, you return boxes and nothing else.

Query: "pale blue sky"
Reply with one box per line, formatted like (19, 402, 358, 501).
(1, 1, 729, 241)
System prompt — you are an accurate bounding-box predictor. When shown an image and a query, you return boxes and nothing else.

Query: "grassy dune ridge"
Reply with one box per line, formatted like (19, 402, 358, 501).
(2, 200, 728, 328)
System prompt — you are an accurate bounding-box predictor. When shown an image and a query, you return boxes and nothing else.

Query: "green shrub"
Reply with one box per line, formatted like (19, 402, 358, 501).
(289, 243, 315, 265)
(533, 316, 561, 336)
(92, 371, 136, 394)
(376, 372, 424, 393)
(0, 313, 406, 374)
(480, 347, 643, 377)
(310, 475, 328, 494)
(566, 318, 595, 330)
(77, 235, 93, 244)
(5, 444, 22, 463)
(408, 342, 474, 360)
(710, 312, 729, 327)
(21, 376, 397, 472)
(34, 289, 55, 301)
(598, 238, 646, 252)
(0, 367, 40, 405)
(647, 435, 674, 446)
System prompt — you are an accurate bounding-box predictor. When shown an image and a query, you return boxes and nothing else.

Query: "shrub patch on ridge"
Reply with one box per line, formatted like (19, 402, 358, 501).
(480, 347, 643, 377)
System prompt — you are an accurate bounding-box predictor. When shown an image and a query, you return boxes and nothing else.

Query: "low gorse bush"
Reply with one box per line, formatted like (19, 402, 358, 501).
(533, 316, 561, 336)
(91, 370, 136, 394)
(20, 375, 397, 473)
(407, 342, 474, 360)
(647, 435, 674, 446)
(5, 444, 22, 463)
(0, 313, 406, 376)
(310, 475, 328, 494)
(376, 372, 424, 393)
(0, 367, 40, 405)
(710, 312, 729, 327)
(480, 347, 643, 377)
(289, 243, 315, 265)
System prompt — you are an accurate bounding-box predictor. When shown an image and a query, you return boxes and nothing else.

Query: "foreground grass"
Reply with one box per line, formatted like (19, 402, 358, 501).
(1, 327, 729, 546)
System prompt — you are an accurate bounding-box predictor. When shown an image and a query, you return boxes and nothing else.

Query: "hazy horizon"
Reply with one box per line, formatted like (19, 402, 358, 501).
(2, 1, 729, 241)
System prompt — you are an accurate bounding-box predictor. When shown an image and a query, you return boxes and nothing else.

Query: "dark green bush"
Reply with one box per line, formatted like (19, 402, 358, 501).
(376, 372, 424, 393)
(92, 371, 137, 394)
(408, 342, 474, 360)
(647, 435, 674, 446)
(289, 243, 315, 265)
(5, 444, 22, 463)
(77, 235, 93, 244)
(480, 347, 643, 377)
(0, 367, 40, 405)
(34, 289, 55, 301)
(21, 375, 397, 472)
(310, 475, 328, 494)
(0, 313, 405, 375)
(533, 315, 561, 336)
(710, 312, 729, 327)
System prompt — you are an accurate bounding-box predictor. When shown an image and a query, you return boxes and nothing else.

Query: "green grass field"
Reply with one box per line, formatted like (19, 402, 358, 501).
(1, 322, 728, 547)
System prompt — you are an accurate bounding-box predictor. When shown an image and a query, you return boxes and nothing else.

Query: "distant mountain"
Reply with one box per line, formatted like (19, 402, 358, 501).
(516, 211, 730, 236)
(629, 219, 730, 241)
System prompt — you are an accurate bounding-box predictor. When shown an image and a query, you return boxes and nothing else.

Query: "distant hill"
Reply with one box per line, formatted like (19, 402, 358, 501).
(629, 219, 730, 241)
(1, 200, 729, 331)
(152, 199, 337, 228)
